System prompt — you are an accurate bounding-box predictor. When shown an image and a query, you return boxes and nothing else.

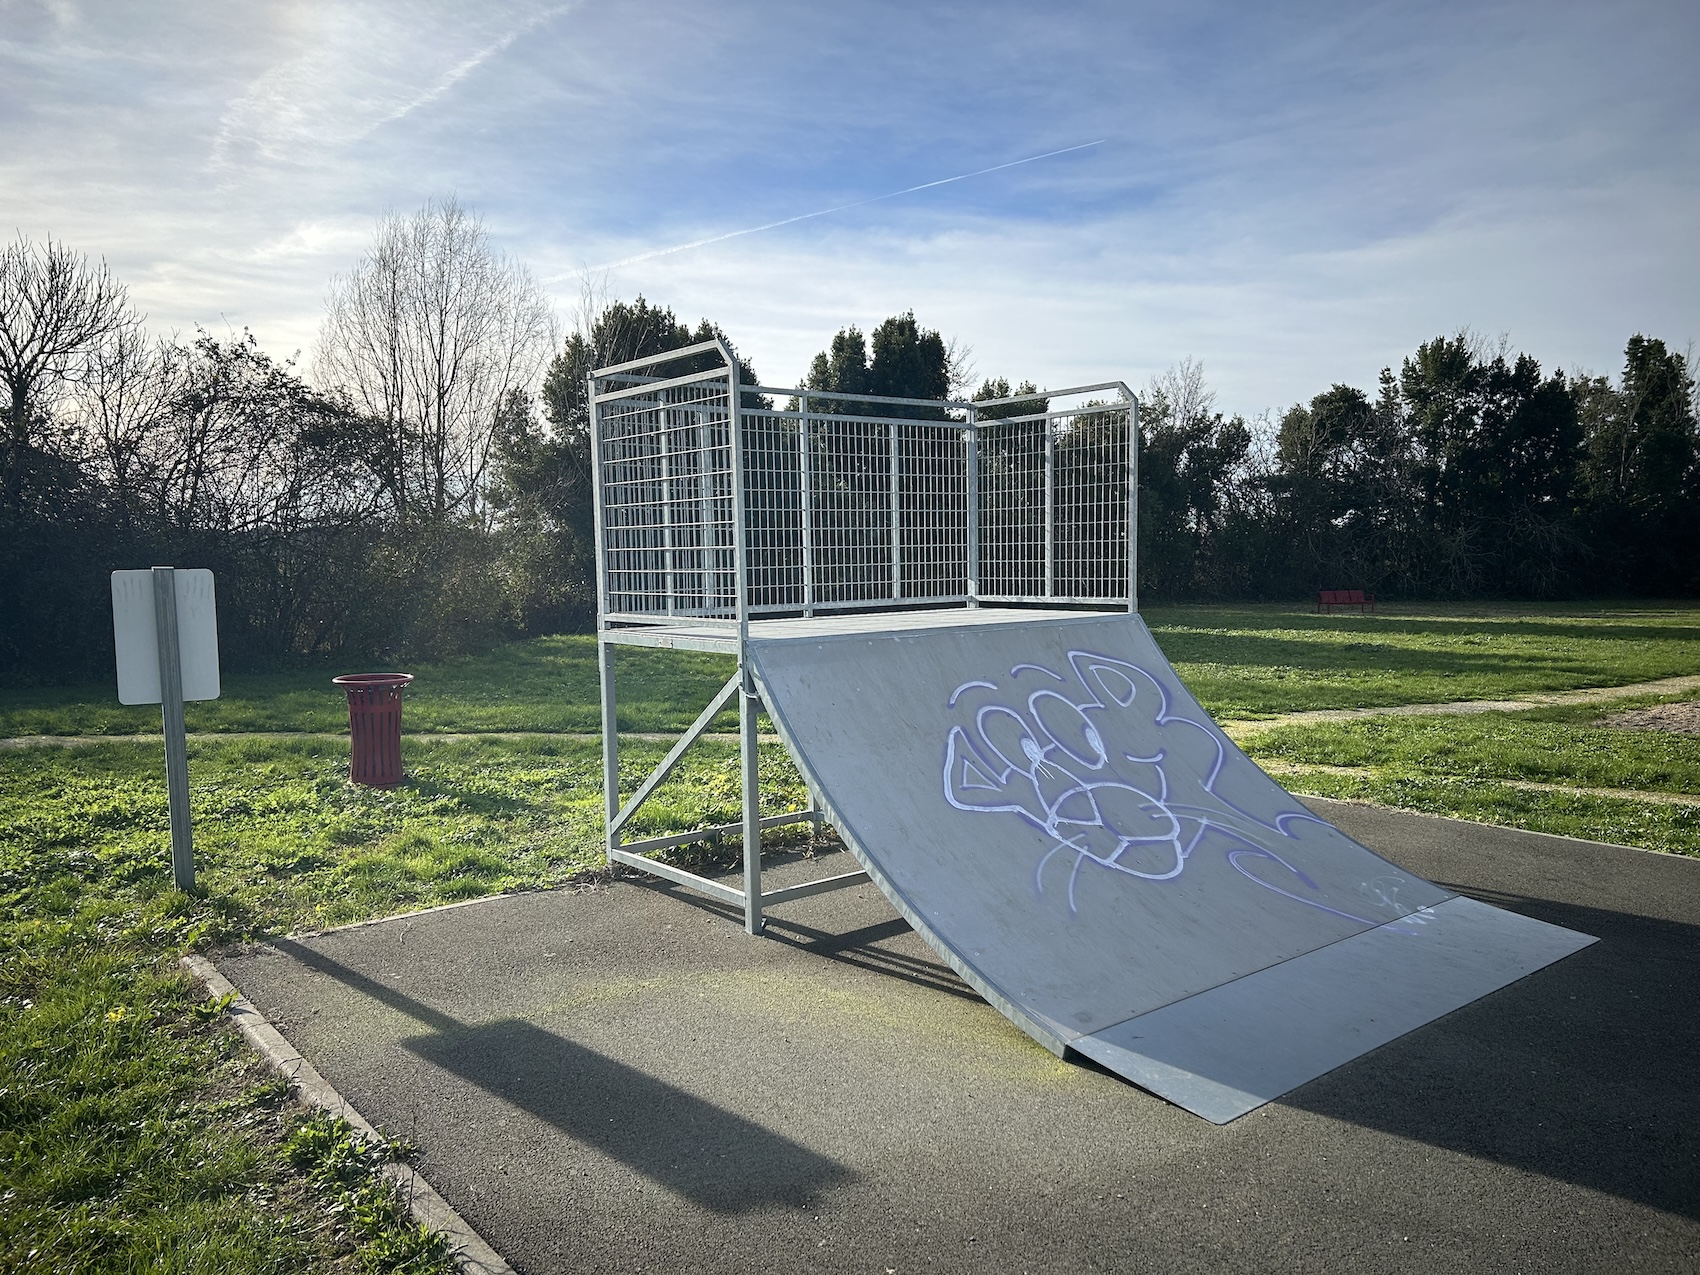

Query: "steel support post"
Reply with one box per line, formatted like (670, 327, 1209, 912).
(1043, 421, 1056, 599)
(598, 638, 619, 859)
(1127, 393, 1139, 614)
(152, 567, 194, 891)
(965, 406, 980, 607)
(726, 355, 763, 933)
(589, 373, 621, 858)
(740, 663, 763, 934)
(799, 392, 814, 616)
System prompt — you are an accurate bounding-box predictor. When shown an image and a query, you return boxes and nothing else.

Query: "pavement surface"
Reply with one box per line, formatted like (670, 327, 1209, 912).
(217, 799, 1700, 1274)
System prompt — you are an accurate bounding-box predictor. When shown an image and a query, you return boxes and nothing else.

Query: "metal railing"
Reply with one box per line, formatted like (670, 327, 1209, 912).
(591, 338, 1138, 627)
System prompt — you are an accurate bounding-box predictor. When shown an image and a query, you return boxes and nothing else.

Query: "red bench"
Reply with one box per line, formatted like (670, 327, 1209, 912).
(1316, 589, 1376, 614)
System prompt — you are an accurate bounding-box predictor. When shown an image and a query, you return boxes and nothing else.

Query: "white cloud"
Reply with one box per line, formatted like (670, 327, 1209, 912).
(210, 1, 572, 169)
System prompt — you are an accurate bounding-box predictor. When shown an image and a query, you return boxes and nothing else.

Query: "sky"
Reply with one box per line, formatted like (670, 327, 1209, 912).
(3, 0, 1696, 416)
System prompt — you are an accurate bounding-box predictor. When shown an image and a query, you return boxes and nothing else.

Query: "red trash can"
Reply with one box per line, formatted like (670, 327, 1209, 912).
(333, 673, 414, 787)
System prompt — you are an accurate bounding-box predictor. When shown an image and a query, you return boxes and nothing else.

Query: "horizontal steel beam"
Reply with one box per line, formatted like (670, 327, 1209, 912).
(601, 610, 740, 626)
(740, 408, 968, 431)
(593, 338, 728, 379)
(607, 849, 746, 906)
(600, 627, 741, 653)
(740, 379, 1132, 411)
(614, 810, 816, 857)
(751, 385, 975, 411)
(976, 404, 1132, 428)
(592, 366, 733, 404)
(971, 380, 1133, 408)
(746, 593, 973, 616)
(759, 869, 869, 906)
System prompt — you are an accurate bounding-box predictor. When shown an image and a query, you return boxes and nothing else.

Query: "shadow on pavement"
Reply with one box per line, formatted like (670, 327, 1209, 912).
(272, 938, 854, 1213)
(404, 1019, 852, 1213)
(1278, 888, 1700, 1221)
(631, 875, 976, 1002)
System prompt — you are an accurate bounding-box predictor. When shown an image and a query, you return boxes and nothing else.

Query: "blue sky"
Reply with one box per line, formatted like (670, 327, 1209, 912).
(3, 0, 1696, 414)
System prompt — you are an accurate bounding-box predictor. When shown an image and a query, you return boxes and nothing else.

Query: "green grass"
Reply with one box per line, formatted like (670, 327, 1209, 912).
(0, 637, 739, 737)
(1241, 697, 1700, 855)
(1265, 770, 1700, 857)
(1144, 601, 1700, 718)
(0, 735, 810, 937)
(0, 735, 811, 1270)
(1245, 699, 1700, 795)
(6, 602, 1699, 737)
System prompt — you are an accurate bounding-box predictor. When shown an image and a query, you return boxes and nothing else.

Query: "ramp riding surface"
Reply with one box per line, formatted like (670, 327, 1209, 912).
(746, 610, 1595, 1121)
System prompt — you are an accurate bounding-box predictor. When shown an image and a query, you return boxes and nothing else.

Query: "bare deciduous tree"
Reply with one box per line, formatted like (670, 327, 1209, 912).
(0, 234, 132, 455)
(70, 317, 182, 509)
(1144, 356, 1217, 436)
(315, 197, 557, 523)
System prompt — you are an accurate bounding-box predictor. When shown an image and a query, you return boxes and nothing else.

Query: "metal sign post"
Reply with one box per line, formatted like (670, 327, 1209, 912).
(112, 567, 220, 892)
(153, 568, 194, 890)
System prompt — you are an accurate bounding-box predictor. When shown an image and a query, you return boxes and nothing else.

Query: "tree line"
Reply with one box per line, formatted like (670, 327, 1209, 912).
(2, 202, 1695, 684)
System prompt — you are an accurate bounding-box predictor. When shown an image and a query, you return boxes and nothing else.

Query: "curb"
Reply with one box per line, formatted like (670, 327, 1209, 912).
(180, 955, 516, 1275)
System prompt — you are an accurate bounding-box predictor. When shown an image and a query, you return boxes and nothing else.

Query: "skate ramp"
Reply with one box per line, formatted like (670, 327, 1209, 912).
(745, 611, 1595, 1122)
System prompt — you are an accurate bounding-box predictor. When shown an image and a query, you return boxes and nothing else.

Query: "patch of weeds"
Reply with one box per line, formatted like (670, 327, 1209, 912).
(282, 1112, 453, 1274)
(0, 936, 342, 1272)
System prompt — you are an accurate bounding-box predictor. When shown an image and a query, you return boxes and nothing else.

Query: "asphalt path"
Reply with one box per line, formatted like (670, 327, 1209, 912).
(217, 799, 1699, 1273)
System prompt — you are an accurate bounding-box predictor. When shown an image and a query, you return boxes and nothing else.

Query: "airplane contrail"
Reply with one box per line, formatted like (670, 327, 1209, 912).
(581, 139, 1105, 273)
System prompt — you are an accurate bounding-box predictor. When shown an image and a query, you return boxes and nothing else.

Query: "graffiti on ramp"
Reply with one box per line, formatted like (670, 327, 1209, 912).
(942, 648, 1432, 931)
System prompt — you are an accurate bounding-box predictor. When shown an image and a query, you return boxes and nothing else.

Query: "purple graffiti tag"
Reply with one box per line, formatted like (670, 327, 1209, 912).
(942, 649, 1424, 928)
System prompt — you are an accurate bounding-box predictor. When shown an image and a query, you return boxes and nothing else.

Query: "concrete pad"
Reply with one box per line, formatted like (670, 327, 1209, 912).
(217, 804, 1700, 1274)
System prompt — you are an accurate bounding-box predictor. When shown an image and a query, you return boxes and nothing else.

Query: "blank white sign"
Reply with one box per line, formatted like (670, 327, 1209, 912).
(112, 569, 221, 704)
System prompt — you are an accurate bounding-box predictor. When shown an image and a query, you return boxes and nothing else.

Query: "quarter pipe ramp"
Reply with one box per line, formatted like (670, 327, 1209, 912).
(745, 609, 1595, 1122)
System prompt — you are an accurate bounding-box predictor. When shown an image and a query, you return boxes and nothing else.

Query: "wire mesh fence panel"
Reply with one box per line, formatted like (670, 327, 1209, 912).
(594, 350, 1132, 619)
(598, 375, 738, 618)
(978, 418, 1047, 598)
(741, 411, 805, 612)
(897, 422, 969, 601)
(1054, 403, 1131, 600)
(809, 414, 896, 605)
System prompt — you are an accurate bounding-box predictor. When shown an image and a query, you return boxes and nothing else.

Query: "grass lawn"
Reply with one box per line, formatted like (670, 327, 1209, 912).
(1260, 770, 1700, 858)
(0, 639, 740, 738)
(1244, 697, 1700, 794)
(4, 601, 1698, 737)
(1240, 696, 1700, 857)
(1146, 600, 1700, 718)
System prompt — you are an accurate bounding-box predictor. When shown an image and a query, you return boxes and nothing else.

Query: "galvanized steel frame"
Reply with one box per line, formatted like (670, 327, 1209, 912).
(589, 338, 1137, 933)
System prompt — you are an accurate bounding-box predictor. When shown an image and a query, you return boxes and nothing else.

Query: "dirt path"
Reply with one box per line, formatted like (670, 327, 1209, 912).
(1221, 673, 1700, 739)
(0, 730, 762, 751)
